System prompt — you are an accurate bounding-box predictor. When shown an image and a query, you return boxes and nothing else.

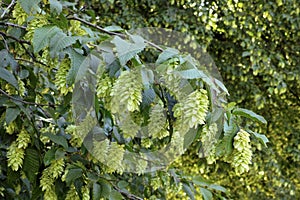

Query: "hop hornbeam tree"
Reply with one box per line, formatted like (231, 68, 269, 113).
(0, 1, 270, 199)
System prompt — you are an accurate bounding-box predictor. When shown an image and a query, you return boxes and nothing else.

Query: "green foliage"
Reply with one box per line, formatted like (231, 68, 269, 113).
(1, 0, 297, 199)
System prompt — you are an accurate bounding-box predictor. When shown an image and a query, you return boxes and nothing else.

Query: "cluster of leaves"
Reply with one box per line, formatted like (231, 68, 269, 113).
(0, 0, 271, 199)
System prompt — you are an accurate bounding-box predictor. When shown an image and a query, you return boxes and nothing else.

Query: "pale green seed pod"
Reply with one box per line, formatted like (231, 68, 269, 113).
(110, 70, 143, 113)
(7, 142, 25, 171)
(231, 129, 253, 174)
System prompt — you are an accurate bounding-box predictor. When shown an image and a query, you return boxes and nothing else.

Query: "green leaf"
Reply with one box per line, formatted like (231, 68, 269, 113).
(44, 148, 56, 166)
(23, 148, 40, 183)
(117, 181, 129, 189)
(233, 108, 267, 124)
(141, 88, 156, 106)
(55, 148, 66, 159)
(0, 49, 18, 69)
(208, 184, 227, 193)
(111, 35, 146, 66)
(99, 179, 112, 198)
(215, 118, 238, 156)
(66, 49, 86, 84)
(93, 183, 101, 200)
(214, 78, 229, 96)
(182, 183, 195, 200)
(49, 32, 79, 57)
(242, 51, 251, 57)
(176, 69, 207, 79)
(5, 107, 20, 124)
(200, 187, 213, 200)
(104, 26, 124, 32)
(156, 47, 179, 64)
(65, 168, 83, 185)
(141, 68, 154, 89)
(33, 26, 61, 53)
(176, 69, 220, 93)
(50, 0, 62, 14)
(192, 176, 211, 187)
(248, 130, 269, 147)
(42, 132, 68, 149)
(19, 0, 41, 14)
(109, 190, 123, 200)
(0, 68, 19, 89)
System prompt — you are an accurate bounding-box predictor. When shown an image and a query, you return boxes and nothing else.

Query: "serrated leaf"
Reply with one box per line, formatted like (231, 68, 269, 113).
(142, 88, 156, 106)
(65, 168, 83, 185)
(66, 49, 86, 85)
(49, 32, 79, 57)
(42, 132, 68, 149)
(0, 68, 19, 89)
(111, 35, 146, 66)
(248, 130, 269, 147)
(50, 0, 62, 14)
(33, 26, 62, 53)
(23, 148, 40, 183)
(200, 187, 213, 200)
(5, 107, 20, 124)
(156, 47, 179, 64)
(233, 108, 267, 124)
(19, 0, 41, 14)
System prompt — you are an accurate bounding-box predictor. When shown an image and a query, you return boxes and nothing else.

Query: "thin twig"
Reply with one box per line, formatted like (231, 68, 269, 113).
(0, 88, 49, 107)
(68, 15, 124, 37)
(0, 31, 47, 66)
(68, 15, 164, 52)
(0, 0, 16, 19)
(0, 22, 26, 29)
(112, 185, 143, 200)
(15, 58, 35, 64)
(0, 34, 9, 51)
(0, 31, 30, 44)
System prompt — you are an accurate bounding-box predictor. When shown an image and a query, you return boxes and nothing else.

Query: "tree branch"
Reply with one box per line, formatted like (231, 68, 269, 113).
(0, 88, 50, 107)
(0, 31, 30, 44)
(0, 0, 16, 19)
(112, 185, 143, 200)
(67, 15, 164, 52)
(0, 22, 26, 29)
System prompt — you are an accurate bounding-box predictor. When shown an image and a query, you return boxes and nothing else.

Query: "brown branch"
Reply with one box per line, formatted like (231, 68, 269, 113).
(112, 185, 143, 200)
(67, 15, 124, 37)
(0, 0, 16, 19)
(0, 31, 30, 44)
(0, 22, 26, 29)
(0, 88, 49, 107)
(0, 31, 47, 66)
(67, 15, 164, 52)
